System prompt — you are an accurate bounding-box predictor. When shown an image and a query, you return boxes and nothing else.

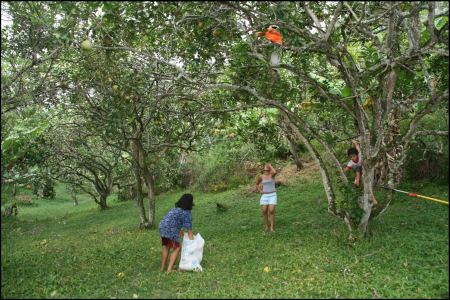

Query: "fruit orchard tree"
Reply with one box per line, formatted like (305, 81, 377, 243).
(166, 1, 449, 237)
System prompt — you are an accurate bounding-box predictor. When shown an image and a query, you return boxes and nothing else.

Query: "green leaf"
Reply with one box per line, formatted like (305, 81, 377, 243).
(420, 28, 430, 46)
(329, 88, 340, 95)
(376, 32, 385, 44)
(340, 86, 352, 98)
(434, 16, 448, 31)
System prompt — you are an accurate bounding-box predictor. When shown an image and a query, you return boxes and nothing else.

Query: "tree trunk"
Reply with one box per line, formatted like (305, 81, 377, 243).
(281, 111, 356, 235)
(1, 168, 4, 187)
(93, 179, 110, 210)
(372, 111, 406, 219)
(358, 165, 375, 237)
(71, 187, 78, 206)
(294, 127, 336, 211)
(317, 138, 348, 184)
(285, 114, 335, 210)
(280, 113, 303, 170)
(99, 194, 108, 210)
(134, 164, 149, 228)
(286, 133, 303, 170)
(293, 122, 356, 235)
(374, 111, 402, 186)
(137, 141, 156, 229)
(13, 183, 17, 198)
(132, 139, 150, 229)
(141, 165, 156, 228)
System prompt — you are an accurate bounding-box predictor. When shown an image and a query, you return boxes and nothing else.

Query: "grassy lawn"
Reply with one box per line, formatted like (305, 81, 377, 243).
(1, 177, 448, 298)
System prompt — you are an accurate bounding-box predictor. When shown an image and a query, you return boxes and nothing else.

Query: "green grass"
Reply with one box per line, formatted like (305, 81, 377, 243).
(1, 178, 448, 299)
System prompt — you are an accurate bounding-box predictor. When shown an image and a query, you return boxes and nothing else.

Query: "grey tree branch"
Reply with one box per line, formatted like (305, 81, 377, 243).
(324, 2, 343, 41)
(415, 130, 449, 136)
(303, 3, 325, 35)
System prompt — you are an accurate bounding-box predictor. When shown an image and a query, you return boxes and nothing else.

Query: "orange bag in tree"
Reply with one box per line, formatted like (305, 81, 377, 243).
(257, 25, 282, 45)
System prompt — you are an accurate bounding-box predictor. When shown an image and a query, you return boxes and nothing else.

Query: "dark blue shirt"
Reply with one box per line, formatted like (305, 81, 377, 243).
(158, 207, 192, 243)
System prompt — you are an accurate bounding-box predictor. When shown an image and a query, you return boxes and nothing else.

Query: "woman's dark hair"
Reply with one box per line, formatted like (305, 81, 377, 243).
(175, 193, 194, 210)
(347, 147, 359, 156)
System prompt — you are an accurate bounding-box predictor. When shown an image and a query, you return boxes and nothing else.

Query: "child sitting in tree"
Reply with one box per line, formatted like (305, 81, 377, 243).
(344, 139, 378, 205)
(345, 140, 363, 187)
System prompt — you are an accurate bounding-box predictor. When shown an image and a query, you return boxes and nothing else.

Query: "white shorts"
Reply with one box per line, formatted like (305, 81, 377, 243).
(260, 192, 277, 206)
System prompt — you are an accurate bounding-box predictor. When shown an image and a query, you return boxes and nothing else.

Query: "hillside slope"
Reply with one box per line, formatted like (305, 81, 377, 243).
(1, 166, 448, 298)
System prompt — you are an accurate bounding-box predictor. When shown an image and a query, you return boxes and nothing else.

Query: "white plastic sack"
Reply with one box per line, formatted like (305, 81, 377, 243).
(179, 232, 205, 272)
(270, 51, 280, 67)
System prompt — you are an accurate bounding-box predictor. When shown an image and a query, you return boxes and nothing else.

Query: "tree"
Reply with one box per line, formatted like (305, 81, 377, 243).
(1, 1, 447, 237)
(1, 105, 51, 193)
(1, 2, 83, 114)
(45, 121, 124, 210)
(170, 1, 449, 237)
(39, 1, 215, 226)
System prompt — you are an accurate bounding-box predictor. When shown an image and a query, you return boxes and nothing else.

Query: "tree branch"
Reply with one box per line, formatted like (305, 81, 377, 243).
(415, 130, 449, 136)
(324, 2, 343, 41)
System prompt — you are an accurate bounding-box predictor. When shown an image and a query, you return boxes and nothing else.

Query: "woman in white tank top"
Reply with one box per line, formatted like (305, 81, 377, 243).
(256, 163, 277, 232)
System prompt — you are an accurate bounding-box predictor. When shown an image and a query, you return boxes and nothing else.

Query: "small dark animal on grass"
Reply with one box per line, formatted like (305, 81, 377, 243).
(216, 203, 229, 212)
(3, 203, 18, 217)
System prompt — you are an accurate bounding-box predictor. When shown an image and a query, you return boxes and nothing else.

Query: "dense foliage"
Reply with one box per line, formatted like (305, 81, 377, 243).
(1, 2, 448, 234)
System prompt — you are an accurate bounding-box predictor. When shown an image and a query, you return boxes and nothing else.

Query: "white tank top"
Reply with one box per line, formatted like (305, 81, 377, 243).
(262, 177, 276, 193)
